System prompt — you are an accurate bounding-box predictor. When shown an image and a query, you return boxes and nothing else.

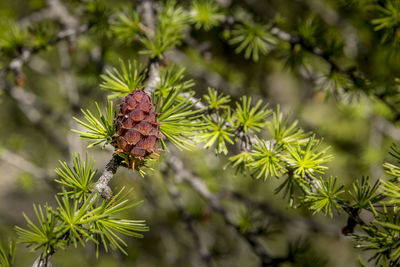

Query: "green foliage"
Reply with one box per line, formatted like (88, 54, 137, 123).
(0, 240, 15, 267)
(15, 203, 65, 253)
(248, 138, 285, 180)
(342, 144, 400, 265)
(380, 180, 400, 204)
(55, 153, 97, 202)
(381, 145, 400, 204)
(274, 172, 298, 205)
(286, 240, 328, 267)
(298, 16, 321, 46)
(16, 188, 147, 258)
(72, 101, 116, 148)
(383, 144, 400, 178)
(232, 96, 271, 133)
(16, 146, 148, 258)
(28, 21, 58, 49)
(283, 137, 332, 178)
(280, 42, 306, 69)
(237, 209, 253, 233)
(371, 0, 400, 49)
(199, 114, 234, 154)
(84, 0, 110, 32)
(373, 219, 400, 261)
(323, 36, 345, 58)
(349, 176, 381, 209)
(297, 15, 344, 58)
(156, 65, 195, 97)
(155, 87, 203, 151)
(91, 188, 148, 255)
(229, 22, 276, 61)
(356, 211, 400, 265)
(372, 1, 400, 29)
(100, 60, 146, 99)
(158, 0, 189, 38)
(203, 87, 231, 110)
(228, 150, 252, 174)
(0, 20, 28, 56)
(54, 192, 102, 248)
(189, 0, 224, 30)
(383, 160, 400, 178)
(223, 105, 333, 204)
(267, 107, 308, 147)
(140, 34, 171, 59)
(140, 0, 189, 58)
(304, 177, 344, 217)
(111, 9, 141, 43)
(317, 71, 354, 96)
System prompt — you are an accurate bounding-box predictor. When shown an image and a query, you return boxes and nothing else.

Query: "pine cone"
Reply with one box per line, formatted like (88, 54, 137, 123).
(112, 89, 163, 163)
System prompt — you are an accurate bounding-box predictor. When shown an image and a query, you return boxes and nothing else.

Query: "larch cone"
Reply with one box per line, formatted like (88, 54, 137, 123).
(112, 89, 163, 168)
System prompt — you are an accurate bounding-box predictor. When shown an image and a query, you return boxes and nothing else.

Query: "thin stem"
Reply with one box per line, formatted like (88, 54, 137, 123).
(94, 154, 122, 199)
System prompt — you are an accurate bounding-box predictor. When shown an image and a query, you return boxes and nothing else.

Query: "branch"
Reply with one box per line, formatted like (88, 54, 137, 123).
(182, 87, 366, 236)
(32, 252, 53, 267)
(19, 0, 78, 28)
(27, 155, 121, 267)
(46, 0, 78, 29)
(0, 149, 52, 181)
(0, 24, 88, 81)
(144, 59, 161, 94)
(2, 83, 70, 155)
(163, 171, 214, 266)
(140, 0, 156, 37)
(269, 26, 400, 121)
(57, 41, 83, 154)
(304, 172, 367, 229)
(140, 0, 161, 94)
(223, 190, 338, 236)
(89, 0, 160, 199)
(167, 155, 289, 267)
(139, 8, 214, 261)
(0, 8, 86, 156)
(93, 154, 122, 199)
(4, 84, 69, 125)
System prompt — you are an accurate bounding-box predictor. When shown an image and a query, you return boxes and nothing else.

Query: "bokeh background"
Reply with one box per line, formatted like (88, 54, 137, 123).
(1, 0, 399, 266)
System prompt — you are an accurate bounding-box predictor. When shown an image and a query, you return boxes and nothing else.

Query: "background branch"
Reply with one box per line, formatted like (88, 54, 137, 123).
(167, 155, 289, 266)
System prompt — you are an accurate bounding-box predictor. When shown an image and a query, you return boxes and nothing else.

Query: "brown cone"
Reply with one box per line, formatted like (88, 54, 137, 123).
(112, 89, 163, 160)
